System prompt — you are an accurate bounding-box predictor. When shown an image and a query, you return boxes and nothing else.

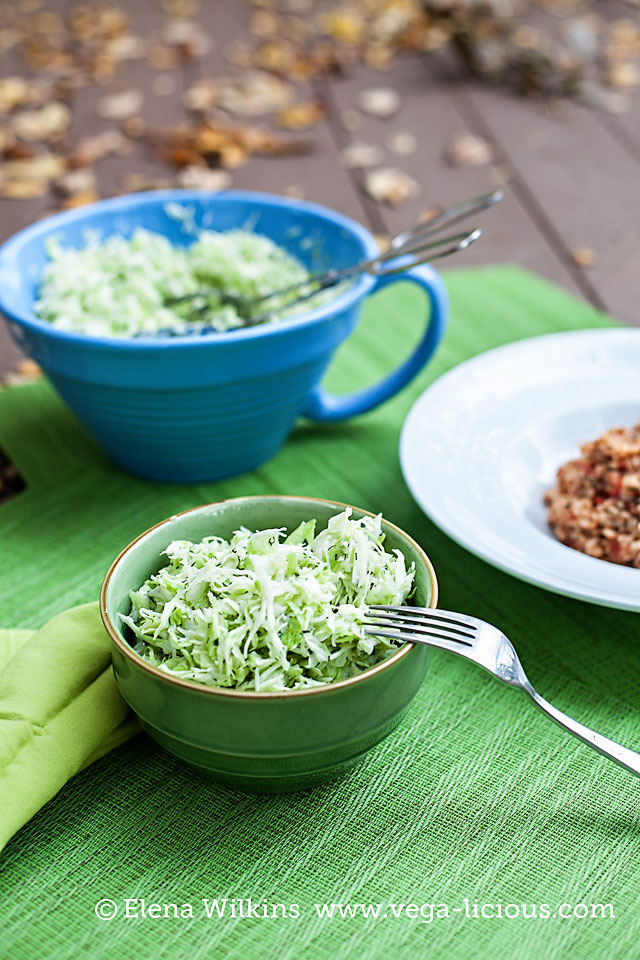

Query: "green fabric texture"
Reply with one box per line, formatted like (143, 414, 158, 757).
(1, 266, 639, 960)
(0, 604, 138, 850)
(0, 628, 31, 669)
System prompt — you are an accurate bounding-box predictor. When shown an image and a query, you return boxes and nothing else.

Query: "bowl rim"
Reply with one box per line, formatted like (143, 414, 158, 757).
(0, 189, 379, 349)
(100, 494, 438, 700)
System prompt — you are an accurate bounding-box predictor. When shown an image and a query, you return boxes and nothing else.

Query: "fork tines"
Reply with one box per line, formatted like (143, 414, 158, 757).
(364, 605, 477, 649)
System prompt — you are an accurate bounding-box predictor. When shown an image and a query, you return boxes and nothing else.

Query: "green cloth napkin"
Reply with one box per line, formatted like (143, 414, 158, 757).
(2, 267, 639, 960)
(0, 603, 138, 850)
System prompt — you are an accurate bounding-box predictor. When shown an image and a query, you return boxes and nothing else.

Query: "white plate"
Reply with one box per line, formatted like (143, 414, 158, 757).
(400, 329, 640, 611)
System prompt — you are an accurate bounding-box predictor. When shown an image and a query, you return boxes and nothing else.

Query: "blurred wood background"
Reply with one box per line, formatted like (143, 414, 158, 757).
(1, 0, 639, 382)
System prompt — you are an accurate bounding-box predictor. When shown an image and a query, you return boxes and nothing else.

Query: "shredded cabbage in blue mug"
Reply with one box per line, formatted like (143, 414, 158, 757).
(120, 509, 415, 692)
(34, 227, 321, 337)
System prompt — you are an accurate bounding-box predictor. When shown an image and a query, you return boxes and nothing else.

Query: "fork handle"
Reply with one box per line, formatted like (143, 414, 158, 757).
(524, 685, 640, 777)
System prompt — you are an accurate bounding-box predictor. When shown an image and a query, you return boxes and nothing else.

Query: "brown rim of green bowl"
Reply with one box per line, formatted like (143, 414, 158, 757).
(100, 494, 438, 700)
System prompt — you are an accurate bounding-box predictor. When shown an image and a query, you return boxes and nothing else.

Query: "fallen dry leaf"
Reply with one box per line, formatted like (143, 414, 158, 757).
(147, 42, 180, 71)
(0, 179, 49, 199)
(419, 207, 442, 224)
(241, 127, 312, 157)
(340, 140, 384, 169)
(5, 142, 40, 163)
(149, 118, 309, 165)
(0, 76, 30, 113)
(216, 72, 293, 116)
(323, 8, 365, 45)
(219, 143, 249, 169)
(16, 358, 42, 379)
(0, 126, 16, 154)
(122, 116, 146, 138)
(511, 25, 546, 53)
(54, 167, 97, 196)
(445, 131, 493, 167)
(282, 184, 306, 199)
(282, 17, 313, 45)
(572, 247, 596, 268)
(176, 166, 233, 190)
(374, 234, 391, 253)
(105, 34, 146, 62)
(255, 38, 317, 80)
(224, 41, 254, 71)
(277, 101, 325, 130)
(161, 0, 201, 17)
(4, 357, 42, 387)
(364, 167, 419, 206)
(162, 18, 211, 58)
(160, 144, 206, 168)
(364, 44, 393, 70)
(183, 78, 218, 113)
(607, 61, 640, 90)
(308, 39, 352, 76)
(2, 152, 65, 183)
(122, 172, 175, 192)
(250, 9, 279, 39)
(67, 129, 129, 166)
(386, 130, 417, 156)
(96, 89, 144, 120)
(11, 101, 71, 141)
(358, 86, 401, 118)
(606, 19, 640, 63)
(68, 3, 128, 41)
(190, 125, 232, 154)
(59, 189, 100, 208)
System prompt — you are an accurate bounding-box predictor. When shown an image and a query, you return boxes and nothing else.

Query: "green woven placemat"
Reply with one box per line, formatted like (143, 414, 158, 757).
(1, 266, 639, 960)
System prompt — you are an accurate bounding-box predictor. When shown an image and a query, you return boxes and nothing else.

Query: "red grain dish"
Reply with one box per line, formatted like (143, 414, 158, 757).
(545, 423, 640, 568)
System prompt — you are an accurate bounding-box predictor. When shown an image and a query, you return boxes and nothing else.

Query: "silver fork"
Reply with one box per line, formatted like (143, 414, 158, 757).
(166, 227, 481, 328)
(165, 188, 502, 327)
(366, 605, 640, 777)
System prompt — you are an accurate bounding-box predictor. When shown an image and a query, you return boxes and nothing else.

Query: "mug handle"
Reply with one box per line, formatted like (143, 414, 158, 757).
(302, 263, 449, 422)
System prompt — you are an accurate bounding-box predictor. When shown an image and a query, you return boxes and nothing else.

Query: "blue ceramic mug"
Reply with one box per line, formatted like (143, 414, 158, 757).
(0, 190, 448, 482)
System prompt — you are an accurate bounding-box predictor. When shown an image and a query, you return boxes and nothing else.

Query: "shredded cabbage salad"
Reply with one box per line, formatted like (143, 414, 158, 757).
(34, 227, 318, 337)
(120, 508, 416, 692)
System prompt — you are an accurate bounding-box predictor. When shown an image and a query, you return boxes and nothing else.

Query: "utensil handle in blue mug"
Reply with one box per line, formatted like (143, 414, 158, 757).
(303, 263, 448, 422)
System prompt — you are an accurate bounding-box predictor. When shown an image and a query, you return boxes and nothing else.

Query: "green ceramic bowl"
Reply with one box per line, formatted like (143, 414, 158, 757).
(100, 495, 438, 793)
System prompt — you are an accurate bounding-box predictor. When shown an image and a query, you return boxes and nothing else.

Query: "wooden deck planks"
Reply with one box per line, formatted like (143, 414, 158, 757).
(0, 16, 60, 374)
(321, 55, 588, 297)
(1, 0, 640, 384)
(460, 82, 640, 324)
(192, 0, 371, 222)
(66, 1, 196, 201)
